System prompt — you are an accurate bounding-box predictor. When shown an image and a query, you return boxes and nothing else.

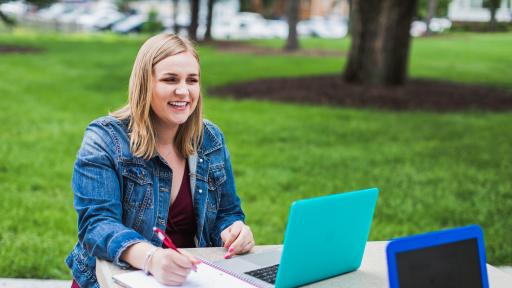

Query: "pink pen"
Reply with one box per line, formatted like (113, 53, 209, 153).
(153, 227, 178, 251)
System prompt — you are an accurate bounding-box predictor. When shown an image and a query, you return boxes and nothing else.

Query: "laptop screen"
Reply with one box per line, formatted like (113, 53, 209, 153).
(395, 238, 483, 288)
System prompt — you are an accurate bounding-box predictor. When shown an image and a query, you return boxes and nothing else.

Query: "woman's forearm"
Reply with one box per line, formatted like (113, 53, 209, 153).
(121, 242, 158, 270)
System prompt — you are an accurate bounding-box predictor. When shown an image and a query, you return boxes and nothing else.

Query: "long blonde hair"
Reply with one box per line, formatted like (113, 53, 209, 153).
(111, 33, 203, 159)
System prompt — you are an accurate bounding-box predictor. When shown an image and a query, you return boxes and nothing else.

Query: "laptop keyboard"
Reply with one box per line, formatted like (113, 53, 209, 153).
(244, 264, 279, 284)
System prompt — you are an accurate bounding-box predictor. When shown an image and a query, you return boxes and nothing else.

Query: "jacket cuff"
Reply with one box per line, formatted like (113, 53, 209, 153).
(108, 230, 148, 268)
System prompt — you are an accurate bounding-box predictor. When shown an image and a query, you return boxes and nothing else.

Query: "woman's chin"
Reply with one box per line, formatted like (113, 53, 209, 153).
(171, 117, 188, 126)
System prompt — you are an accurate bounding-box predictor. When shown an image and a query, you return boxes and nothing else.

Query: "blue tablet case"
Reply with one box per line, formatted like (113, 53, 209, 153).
(386, 225, 489, 288)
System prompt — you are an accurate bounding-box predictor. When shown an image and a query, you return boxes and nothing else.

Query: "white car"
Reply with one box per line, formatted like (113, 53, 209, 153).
(0, 0, 29, 18)
(410, 20, 427, 37)
(111, 14, 147, 34)
(211, 12, 273, 40)
(429, 17, 452, 33)
(36, 3, 73, 21)
(298, 17, 348, 38)
(266, 19, 288, 39)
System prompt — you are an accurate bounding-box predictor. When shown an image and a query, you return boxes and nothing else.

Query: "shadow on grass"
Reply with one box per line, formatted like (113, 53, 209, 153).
(211, 75, 512, 112)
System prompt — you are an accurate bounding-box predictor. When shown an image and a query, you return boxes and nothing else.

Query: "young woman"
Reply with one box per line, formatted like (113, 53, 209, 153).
(66, 33, 254, 287)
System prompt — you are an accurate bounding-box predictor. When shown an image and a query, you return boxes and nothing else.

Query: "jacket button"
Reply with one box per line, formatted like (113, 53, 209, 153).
(199, 158, 203, 162)
(198, 189, 203, 193)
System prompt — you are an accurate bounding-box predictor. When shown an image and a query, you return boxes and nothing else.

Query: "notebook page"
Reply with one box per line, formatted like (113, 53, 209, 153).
(113, 262, 256, 288)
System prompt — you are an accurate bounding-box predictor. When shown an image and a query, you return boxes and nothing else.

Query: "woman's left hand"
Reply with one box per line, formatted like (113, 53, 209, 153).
(220, 221, 255, 258)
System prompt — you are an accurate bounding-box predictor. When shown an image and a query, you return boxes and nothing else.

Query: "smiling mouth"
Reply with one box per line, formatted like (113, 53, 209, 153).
(168, 101, 189, 108)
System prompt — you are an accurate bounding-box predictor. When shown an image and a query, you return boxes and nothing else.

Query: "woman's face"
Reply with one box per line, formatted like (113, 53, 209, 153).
(151, 51, 200, 129)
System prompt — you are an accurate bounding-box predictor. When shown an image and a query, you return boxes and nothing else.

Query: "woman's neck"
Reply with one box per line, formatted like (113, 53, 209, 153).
(154, 120, 179, 148)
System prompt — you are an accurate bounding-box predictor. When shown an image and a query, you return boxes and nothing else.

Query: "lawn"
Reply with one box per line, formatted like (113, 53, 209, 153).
(0, 31, 511, 279)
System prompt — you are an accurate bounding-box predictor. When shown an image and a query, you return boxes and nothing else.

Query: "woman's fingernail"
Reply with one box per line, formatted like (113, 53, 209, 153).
(224, 252, 232, 259)
(228, 247, 234, 253)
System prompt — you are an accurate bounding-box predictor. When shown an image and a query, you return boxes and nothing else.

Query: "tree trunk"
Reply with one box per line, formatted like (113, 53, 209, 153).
(250, 0, 263, 13)
(0, 10, 16, 28)
(204, 0, 215, 41)
(347, 0, 353, 36)
(344, 0, 418, 86)
(489, 0, 500, 31)
(188, 0, 199, 41)
(172, 0, 179, 34)
(425, 0, 438, 35)
(284, 0, 300, 51)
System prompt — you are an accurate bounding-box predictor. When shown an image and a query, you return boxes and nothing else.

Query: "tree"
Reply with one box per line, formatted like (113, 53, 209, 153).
(486, 0, 501, 30)
(188, 0, 199, 40)
(425, 0, 437, 35)
(416, 0, 450, 34)
(0, 10, 16, 28)
(116, 0, 133, 13)
(142, 9, 164, 34)
(284, 0, 299, 51)
(204, 0, 216, 41)
(172, 0, 179, 34)
(344, 0, 419, 86)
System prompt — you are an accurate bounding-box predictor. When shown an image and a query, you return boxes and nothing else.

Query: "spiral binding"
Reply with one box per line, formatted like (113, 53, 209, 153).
(198, 257, 264, 288)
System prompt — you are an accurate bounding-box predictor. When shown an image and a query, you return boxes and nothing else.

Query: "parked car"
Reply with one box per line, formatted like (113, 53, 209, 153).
(76, 6, 125, 31)
(36, 3, 73, 21)
(0, 0, 29, 19)
(298, 17, 348, 38)
(211, 12, 272, 40)
(429, 17, 452, 32)
(266, 19, 288, 39)
(111, 14, 147, 34)
(410, 20, 427, 37)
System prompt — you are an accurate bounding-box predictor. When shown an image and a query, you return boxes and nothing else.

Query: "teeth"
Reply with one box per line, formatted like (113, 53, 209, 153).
(169, 101, 187, 107)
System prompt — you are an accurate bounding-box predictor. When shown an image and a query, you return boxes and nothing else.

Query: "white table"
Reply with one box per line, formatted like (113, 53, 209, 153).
(96, 241, 512, 287)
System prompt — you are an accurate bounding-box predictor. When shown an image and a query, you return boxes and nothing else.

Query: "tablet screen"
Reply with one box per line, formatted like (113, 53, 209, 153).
(395, 238, 483, 288)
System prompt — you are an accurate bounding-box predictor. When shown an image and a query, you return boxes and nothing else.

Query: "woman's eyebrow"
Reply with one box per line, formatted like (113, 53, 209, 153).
(161, 72, 199, 77)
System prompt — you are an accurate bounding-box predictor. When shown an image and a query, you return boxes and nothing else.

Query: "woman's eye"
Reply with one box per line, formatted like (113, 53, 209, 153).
(164, 78, 177, 82)
(187, 78, 199, 83)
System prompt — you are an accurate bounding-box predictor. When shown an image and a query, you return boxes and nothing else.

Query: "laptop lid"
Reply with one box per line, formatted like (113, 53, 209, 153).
(386, 225, 489, 288)
(275, 187, 379, 288)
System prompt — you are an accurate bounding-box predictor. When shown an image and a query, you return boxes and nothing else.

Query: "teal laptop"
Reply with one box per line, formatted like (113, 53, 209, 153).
(214, 188, 379, 288)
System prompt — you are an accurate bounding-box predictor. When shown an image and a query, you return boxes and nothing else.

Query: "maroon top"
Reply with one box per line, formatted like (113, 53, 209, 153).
(165, 163, 196, 248)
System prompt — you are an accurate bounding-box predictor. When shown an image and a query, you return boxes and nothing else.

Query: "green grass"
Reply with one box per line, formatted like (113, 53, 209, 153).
(0, 31, 511, 279)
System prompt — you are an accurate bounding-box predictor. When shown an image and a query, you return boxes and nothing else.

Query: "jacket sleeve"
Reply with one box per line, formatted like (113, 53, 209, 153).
(72, 121, 147, 268)
(211, 131, 246, 242)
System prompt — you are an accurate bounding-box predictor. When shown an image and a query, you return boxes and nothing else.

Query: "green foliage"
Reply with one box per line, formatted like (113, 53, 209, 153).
(0, 32, 511, 279)
(116, 0, 134, 13)
(416, 0, 450, 19)
(142, 9, 164, 34)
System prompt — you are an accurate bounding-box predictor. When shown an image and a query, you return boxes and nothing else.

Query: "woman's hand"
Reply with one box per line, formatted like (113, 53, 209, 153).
(221, 221, 255, 258)
(150, 248, 201, 286)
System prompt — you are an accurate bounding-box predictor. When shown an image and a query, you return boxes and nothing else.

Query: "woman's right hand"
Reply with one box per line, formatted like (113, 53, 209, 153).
(149, 248, 201, 286)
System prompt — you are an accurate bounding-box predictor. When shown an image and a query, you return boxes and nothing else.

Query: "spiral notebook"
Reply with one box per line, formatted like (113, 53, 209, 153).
(112, 258, 260, 288)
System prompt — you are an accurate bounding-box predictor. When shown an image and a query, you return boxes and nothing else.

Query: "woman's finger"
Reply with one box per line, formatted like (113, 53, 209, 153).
(222, 222, 243, 248)
(241, 240, 254, 254)
(229, 225, 252, 254)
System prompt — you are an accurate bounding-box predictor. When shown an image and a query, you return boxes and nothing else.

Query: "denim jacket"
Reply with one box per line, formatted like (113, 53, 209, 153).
(65, 116, 245, 287)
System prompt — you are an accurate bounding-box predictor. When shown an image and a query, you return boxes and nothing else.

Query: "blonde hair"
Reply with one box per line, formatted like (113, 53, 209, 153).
(111, 33, 203, 159)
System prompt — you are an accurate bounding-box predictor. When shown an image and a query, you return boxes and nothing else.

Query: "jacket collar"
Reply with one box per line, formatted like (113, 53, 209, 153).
(198, 123, 222, 155)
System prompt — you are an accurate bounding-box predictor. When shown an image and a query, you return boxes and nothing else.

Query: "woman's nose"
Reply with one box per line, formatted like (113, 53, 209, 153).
(175, 87, 188, 95)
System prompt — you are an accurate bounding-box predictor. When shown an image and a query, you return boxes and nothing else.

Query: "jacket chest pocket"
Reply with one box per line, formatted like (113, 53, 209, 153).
(121, 163, 154, 209)
(207, 163, 226, 212)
